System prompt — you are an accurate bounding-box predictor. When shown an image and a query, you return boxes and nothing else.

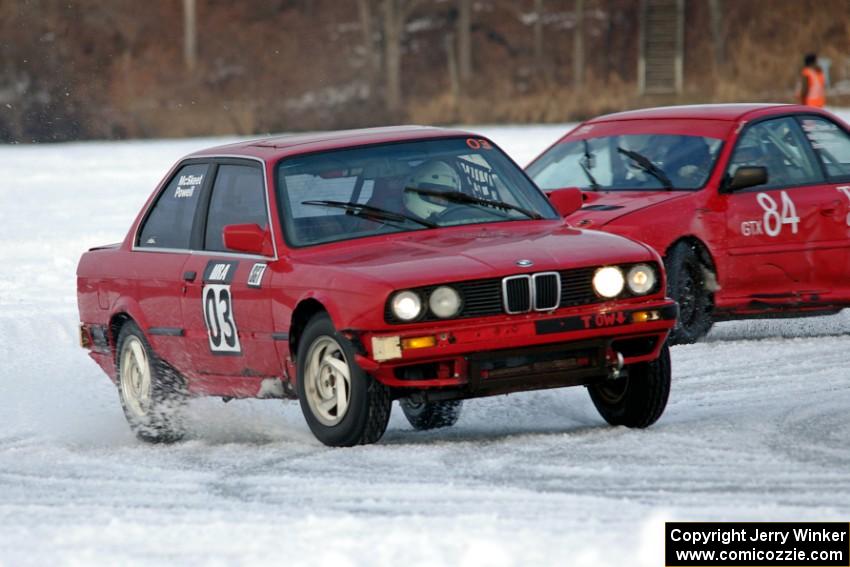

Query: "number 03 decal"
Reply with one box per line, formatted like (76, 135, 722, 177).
(203, 284, 241, 354)
(466, 138, 492, 150)
(756, 191, 800, 237)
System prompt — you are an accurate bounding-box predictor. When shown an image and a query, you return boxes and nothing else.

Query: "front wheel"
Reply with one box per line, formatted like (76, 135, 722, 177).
(116, 321, 187, 443)
(400, 399, 463, 430)
(296, 313, 391, 446)
(665, 242, 714, 344)
(588, 344, 671, 428)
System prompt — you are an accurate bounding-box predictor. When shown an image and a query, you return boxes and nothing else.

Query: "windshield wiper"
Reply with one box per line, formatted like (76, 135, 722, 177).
(301, 200, 437, 228)
(404, 187, 542, 220)
(581, 139, 601, 191)
(617, 146, 673, 190)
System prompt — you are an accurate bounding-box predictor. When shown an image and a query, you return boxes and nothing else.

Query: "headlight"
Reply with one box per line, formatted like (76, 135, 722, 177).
(593, 266, 625, 298)
(391, 291, 423, 321)
(627, 264, 656, 295)
(428, 286, 461, 318)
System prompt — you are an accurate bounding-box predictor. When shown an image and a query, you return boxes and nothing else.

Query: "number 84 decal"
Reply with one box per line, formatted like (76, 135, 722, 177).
(740, 191, 800, 237)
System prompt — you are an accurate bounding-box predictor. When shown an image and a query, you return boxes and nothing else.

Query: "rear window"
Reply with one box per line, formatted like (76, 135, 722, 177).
(138, 163, 208, 249)
(799, 116, 850, 179)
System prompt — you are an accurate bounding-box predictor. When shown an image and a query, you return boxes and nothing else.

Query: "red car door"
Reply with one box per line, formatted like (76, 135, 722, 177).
(721, 116, 833, 301)
(796, 114, 850, 293)
(180, 160, 280, 382)
(132, 161, 210, 373)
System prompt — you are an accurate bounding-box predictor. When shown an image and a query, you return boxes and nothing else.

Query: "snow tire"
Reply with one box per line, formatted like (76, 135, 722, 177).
(589, 343, 671, 428)
(296, 313, 391, 446)
(116, 321, 187, 443)
(400, 399, 463, 430)
(665, 241, 714, 344)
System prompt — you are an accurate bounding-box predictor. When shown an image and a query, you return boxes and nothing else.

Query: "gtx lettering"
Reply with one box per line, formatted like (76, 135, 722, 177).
(740, 220, 763, 236)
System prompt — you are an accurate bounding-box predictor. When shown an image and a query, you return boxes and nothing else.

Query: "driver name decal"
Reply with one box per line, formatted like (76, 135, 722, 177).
(174, 173, 204, 198)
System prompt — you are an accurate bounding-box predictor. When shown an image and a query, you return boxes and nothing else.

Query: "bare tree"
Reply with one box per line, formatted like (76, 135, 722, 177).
(458, 0, 472, 83)
(358, 0, 381, 80)
(183, 0, 197, 72)
(381, 0, 421, 117)
(709, 0, 725, 69)
(446, 32, 461, 118)
(573, 0, 584, 88)
(534, 0, 545, 76)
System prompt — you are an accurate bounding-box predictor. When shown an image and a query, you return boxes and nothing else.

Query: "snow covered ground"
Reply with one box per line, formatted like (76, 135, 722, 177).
(1, 120, 849, 566)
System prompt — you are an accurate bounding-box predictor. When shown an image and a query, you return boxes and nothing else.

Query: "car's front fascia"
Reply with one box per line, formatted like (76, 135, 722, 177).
(279, 219, 677, 401)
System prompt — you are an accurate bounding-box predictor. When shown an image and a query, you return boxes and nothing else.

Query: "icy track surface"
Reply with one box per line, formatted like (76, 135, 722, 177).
(1, 122, 849, 566)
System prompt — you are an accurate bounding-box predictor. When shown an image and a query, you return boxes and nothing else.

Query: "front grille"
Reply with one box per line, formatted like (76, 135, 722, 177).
(503, 275, 532, 314)
(503, 272, 563, 314)
(384, 263, 654, 324)
(532, 272, 561, 311)
(457, 278, 504, 317)
(560, 266, 598, 307)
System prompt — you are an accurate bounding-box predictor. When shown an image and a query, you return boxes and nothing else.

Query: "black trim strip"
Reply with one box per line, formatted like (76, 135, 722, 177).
(148, 327, 185, 337)
(271, 332, 289, 341)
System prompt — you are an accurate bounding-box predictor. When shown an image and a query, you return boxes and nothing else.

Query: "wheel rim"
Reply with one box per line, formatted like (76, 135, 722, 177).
(120, 336, 152, 418)
(304, 336, 352, 427)
(595, 377, 629, 405)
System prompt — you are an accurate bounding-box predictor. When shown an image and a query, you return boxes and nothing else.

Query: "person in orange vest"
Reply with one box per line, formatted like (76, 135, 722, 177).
(799, 53, 826, 108)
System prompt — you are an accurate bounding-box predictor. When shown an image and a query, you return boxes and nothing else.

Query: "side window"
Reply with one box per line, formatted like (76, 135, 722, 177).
(727, 117, 822, 189)
(138, 163, 208, 249)
(798, 116, 850, 179)
(204, 164, 268, 252)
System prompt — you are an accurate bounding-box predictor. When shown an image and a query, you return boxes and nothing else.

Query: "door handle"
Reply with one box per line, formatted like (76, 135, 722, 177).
(820, 200, 841, 216)
(182, 271, 197, 282)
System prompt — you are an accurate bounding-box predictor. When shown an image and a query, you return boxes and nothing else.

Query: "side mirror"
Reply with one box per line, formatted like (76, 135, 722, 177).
(724, 166, 768, 192)
(546, 187, 584, 217)
(222, 223, 272, 256)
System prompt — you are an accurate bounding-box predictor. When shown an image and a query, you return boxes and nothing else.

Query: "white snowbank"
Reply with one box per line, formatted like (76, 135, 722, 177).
(1, 117, 849, 566)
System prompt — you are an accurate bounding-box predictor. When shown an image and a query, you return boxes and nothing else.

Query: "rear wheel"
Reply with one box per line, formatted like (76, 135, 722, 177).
(296, 313, 391, 446)
(588, 344, 671, 428)
(400, 399, 463, 430)
(116, 321, 187, 443)
(665, 241, 713, 344)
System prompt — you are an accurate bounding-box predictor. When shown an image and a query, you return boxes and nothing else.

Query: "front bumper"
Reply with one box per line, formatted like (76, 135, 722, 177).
(351, 299, 677, 395)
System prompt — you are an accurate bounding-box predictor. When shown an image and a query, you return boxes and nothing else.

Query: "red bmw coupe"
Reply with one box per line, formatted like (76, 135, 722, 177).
(78, 126, 676, 446)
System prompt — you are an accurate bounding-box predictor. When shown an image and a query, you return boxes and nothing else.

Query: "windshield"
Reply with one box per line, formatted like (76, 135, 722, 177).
(528, 134, 723, 191)
(276, 137, 558, 247)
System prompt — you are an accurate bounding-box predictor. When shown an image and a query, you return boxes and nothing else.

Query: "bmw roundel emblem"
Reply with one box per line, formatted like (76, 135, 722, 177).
(516, 259, 534, 267)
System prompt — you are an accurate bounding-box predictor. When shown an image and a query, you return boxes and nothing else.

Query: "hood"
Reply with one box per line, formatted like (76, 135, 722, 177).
(294, 221, 654, 289)
(569, 191, 689, 229)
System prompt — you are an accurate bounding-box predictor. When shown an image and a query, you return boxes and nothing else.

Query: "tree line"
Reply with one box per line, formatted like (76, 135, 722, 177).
(1, 0, 847, 143)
